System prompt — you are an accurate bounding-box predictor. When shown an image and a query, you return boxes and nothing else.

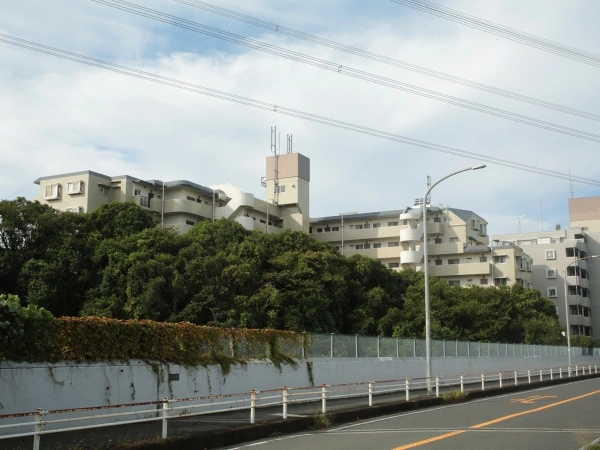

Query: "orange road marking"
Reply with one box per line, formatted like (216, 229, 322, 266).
(392, 389, 600, 450)
(509, 395, 557, 404)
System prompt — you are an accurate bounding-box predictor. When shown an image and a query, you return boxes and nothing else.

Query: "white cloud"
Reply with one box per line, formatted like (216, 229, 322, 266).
(1, 0, 599, 235)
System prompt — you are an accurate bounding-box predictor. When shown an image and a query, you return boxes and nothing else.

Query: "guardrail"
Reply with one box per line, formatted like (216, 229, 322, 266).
(1, 364, 597, 449)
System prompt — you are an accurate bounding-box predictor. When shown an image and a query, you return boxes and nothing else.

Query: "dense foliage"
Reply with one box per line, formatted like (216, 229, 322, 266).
(0, 198, 567, 345)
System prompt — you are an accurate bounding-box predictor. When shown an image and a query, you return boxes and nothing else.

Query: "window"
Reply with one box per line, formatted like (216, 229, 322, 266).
(433, 217, 441, 223)
(450, 237, 459, 243)
(134, 189, 141, 196)
(66, 181, 83, 195)
(388, 242, 399, 247)
(65, 206, 83, 214)
(388, 221, 398, 227)
(187, 196, 195, 201)
(332, 226, 340, 232)
(494, 278, 508, 286)
(493, 255, 507, 263)
(275, 185, 285, 193)
(448, 280, 460, 286)
(317, 228, 323, 233)
(448, 258, 459, 265)
(44, 184, 60, 200)
(99, 186, 108, 196)
(569, 305, 579, 316)
(547, 287, 558, 298)
(364, 243, 371, 249)
(466, 257, 472, 263)
(185, 220, 195, 226)
(545, 249, 556, 260)
(402, 220, 408, 225)
(260, 219, 266, 224)
(480, 256, 488, 263)
(435, 259, 442, 266)
(546, 269, 557, 279)
(373, 243, 382, 249)
(526, 261, 531, 270)
(355, 244, 364, 250)
(434, 238, 442, 244)
(566, 248, 575, 257)
(388, 262, 400, 268)
(373, 223, 381, 228)
(324, 227, 331, 232)
(472, 219, 480, 230)
(363, 223, 371, 229)
(480, 278, 488, 285)
(355, 224, 363, 230)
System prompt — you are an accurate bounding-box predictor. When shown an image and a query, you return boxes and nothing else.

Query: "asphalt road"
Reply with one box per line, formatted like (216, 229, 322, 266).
(223, 378, 600, 450)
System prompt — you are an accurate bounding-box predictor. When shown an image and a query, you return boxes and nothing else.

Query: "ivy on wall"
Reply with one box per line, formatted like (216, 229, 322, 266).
(0, 295, 302, 372)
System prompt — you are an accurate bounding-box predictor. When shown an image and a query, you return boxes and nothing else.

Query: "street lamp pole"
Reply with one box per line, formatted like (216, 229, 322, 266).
(564, 255, 599, 368)
(423, 165, 486, 394)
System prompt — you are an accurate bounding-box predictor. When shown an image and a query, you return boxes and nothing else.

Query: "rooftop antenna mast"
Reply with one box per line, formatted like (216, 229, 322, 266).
(568, 169, 574, 198)
(426, 175, 431, 204)
(287, 134, 293, 153)
(516, 215, 527, 233)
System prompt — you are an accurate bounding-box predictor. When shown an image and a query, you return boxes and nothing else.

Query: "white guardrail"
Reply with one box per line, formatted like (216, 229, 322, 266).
(1, 364, 597, 449)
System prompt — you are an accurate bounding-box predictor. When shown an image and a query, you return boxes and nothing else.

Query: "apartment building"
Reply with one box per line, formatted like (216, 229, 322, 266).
(310, 204, 533, 288)
(33, 153, 310, 234)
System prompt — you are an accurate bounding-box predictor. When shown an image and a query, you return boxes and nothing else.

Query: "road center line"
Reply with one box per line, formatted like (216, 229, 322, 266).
(391, 388, 600, 450)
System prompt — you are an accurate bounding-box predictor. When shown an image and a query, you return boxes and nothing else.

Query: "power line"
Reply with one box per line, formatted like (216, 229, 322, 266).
(91, 0, 600, 144)
(174, 0, 600, 123)
(1, 33, 599, 187)
(390, 0, 600, 68)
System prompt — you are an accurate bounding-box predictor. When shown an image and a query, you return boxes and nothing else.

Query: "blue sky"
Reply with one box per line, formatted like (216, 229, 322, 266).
(1, 0, 599, 236)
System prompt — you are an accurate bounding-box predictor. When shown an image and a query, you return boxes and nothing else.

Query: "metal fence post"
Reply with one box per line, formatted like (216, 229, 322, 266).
(405, 378, 410, 401)
(528, 369, 531, 384)
(250, 390, 257, 424)
(467, 341, 470, 357)
(576, 365, 579, 377)
(33, 408, 43, 450)
(539, 368, 543, 381)
(162, 398, 169, 439)
(377, 336, 380, 358)
(396, 337, 399, 358)
(413, 339, 416, 357)
(488, 342, 490, 357)
(321, 384, 327, 413)
(499, 371, 502, 388)
(460, 374, 464, 393)
(456, 340, 458, 357)
(596, 364, 598, 374)
(583, 365, 586, 376)
(481, 373, 485, 391)
(443, 340, 446, 357)
(435, 376, 440, 397)
(282, 387, 288, 419)
(560, 367, 563, 379)
(550, 368, 553, 380)
(356, 335, 359, 358)
(330, 334, 334, 359)
(368, 381, 373, 407)
(478, 342, 481, 357)
(514, 370, 518, 386)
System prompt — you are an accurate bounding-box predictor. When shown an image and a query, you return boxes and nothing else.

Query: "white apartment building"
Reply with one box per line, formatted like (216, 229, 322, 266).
(310, 204, 533, 288)
(33, 153, 310, 234)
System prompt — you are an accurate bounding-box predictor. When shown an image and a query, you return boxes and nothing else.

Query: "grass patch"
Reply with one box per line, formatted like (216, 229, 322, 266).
(574, 428, 600, 450)
(442, 389, 468, 404)
(311, 412, 333, 429)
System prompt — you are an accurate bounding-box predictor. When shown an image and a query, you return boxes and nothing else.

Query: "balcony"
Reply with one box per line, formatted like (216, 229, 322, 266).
(400, 248, 423, 265)
(163, 199, 214, 218)
(428, 242, 462, 255)
(400, 226, 422, 243)
(399, 211, 421, 221)
(314, 225, 401, 242)
(133, 195, 161, 213)
(348, 246, 401, 259)
(569, 315, 592, 327)
(568, 295, 590, 308)
(429, 262, 492, 277)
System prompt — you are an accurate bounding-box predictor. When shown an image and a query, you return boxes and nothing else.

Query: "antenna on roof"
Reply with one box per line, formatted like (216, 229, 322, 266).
(287, 134, 293, 153)
(516, 215, 527, 233)
(568, 169, 574, 198)
(426, 175, 431, 204)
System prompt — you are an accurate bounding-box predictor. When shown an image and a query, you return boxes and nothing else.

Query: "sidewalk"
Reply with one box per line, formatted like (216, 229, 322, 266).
(4, 372, 599, 450)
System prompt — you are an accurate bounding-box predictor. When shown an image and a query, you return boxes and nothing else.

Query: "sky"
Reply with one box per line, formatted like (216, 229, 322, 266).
(1, 0, 600, 236)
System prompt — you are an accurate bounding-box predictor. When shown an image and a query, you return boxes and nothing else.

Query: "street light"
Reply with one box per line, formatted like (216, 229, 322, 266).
(339, 212, 357, 255)
(423, 165, 486, 394)
(564, 255, 599, 369)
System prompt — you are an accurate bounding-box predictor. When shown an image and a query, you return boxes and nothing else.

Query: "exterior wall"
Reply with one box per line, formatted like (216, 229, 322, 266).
(493, 229, 593, 336)
(570, 197, 600, 231)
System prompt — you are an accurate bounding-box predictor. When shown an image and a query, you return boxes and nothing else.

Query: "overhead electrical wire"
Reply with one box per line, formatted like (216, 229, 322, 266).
(91, 0, 600, 145)
(173, 0, 600, 123)
(390, 0, 600, 68)
(1, 33, 599, 187)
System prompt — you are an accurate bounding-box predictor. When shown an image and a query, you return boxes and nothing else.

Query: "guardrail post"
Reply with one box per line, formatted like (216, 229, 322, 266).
(330, 334, 334, 359)
(539, 368, 543, 382)
(560, 367, 563, 379)
(467, 341, 470, 357)
(550, 368, 553, 380)
(377, 336, 380, 358)
(583, 365, 586, 375)
(595, 364, 598, 374)
(481, 373, 485, 391)
(435, 376, 440, 397)
(456, 340, 459, 356)
(499, 371, 502, 388)
(478, 342, 481, 357)
(33, 408, 43, 450)
(514, 370, 518, 386)
(589, 365, 592, 374)
(443, 340, 446, 357)
(576, 365, 579, 377)
(405, 378, 410, 401)
(321, 384, 327, 413)
(368, 381, 373, 406)
(413, 339, 416, 357)
(356, 335, 359, 358)
(460, 374, 464, 393)
(282, 386, 288, 419)
(528, 369, 531, 384)
(568, 365, 572, 377)
(396, 337, 399, 358)
(162, 398, 169, 439)
(250, 390, 257, 424)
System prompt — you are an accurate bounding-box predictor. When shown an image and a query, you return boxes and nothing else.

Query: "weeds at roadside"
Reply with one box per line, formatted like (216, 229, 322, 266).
(442, 390, 468, 404)
(311, 412, 333, 429)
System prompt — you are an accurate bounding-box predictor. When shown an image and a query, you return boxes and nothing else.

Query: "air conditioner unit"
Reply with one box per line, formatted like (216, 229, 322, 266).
(65, 206, 83, 214)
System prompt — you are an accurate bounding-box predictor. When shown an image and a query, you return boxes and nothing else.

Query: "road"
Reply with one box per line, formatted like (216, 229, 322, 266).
(223, 378, 600, 450)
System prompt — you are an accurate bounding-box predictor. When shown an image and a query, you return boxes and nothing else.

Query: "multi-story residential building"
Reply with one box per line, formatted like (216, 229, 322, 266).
(310, 204, 533, 288)
(33, 153, 310, 234)
(493, 227, 592, 336)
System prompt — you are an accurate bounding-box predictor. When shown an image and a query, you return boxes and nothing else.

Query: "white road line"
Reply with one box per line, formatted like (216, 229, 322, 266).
(330, 378, 600, 432)
(226, 433, 313, 449)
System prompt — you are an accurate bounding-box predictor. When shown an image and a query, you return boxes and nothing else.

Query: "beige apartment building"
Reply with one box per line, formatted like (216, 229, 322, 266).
(310, 204, 533, 288)
(33, 153, 310, 234)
